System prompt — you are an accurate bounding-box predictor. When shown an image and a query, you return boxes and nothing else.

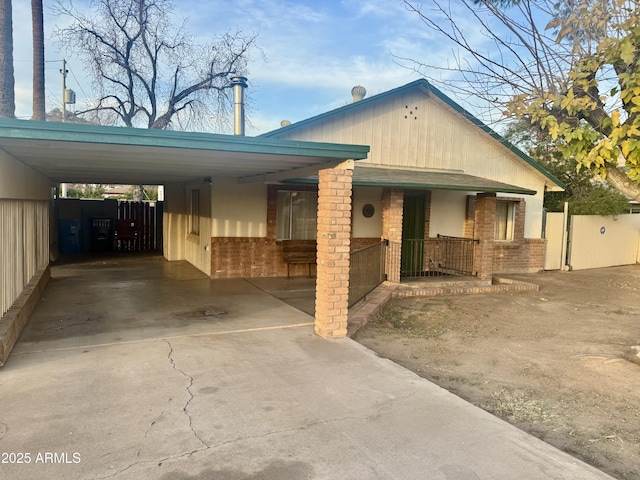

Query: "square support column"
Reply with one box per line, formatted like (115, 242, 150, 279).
(381, 188, 403, 283)
(315, 163, 353, 338)
(473, 193, 497, 282)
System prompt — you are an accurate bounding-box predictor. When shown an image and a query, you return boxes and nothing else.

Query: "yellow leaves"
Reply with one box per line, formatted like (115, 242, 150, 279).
(622, 140, 630, 158)
(619, 38, 636, 64)
(611, 110, 621, 128)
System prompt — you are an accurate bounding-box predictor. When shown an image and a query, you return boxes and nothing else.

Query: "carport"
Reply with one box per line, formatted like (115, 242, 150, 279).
(0, 118, 369, 364)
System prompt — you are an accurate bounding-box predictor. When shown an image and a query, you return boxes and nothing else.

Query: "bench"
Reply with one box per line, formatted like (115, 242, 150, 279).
(281, 240, 317, 278)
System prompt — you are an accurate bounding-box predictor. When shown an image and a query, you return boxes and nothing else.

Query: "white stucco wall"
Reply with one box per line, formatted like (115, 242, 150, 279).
(0, 150, 51, 200)
(352, 186, 383, 238)
(429, 190, 467, 237)
(211, 180, 267, 237)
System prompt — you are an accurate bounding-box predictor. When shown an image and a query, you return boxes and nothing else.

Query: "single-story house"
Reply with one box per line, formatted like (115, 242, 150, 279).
(261, 79, 564, 282)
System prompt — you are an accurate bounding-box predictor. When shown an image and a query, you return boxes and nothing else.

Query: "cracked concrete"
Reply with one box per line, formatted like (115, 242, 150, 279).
(0, 257, 615, 480)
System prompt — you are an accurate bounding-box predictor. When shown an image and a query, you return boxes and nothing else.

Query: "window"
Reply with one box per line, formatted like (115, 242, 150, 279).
(190, 189, 200, 235)
(495, 200, 515, 241)
(276, 191, 317, 240)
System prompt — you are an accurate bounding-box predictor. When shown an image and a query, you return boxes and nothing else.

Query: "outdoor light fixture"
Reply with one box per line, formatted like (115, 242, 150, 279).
(203, 177, 212, 185)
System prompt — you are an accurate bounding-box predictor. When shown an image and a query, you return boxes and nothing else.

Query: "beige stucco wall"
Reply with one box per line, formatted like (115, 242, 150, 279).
(0, 150, 51, 200)
(352, 186, 382, 238)
(164, 183, 214, 277)
(429, 190, 467, 237)
(211, 180, 267, 237)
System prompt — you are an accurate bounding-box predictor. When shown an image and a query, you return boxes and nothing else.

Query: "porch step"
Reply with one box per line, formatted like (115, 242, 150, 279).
(393, 277, 539, 298)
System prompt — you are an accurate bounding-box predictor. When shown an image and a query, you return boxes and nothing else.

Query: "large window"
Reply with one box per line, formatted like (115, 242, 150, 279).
(495, 200, 515, 241)
(276, 191, 317, 240)
(190, 189, 200, 235)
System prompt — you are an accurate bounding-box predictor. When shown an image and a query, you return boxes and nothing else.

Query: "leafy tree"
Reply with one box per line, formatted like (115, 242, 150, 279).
(0, 0, 14, 117)
(401, 0, 640, 202)
(67, 184, 106, 198)
(55, 0, 257, 131)
(505, 121, 629, 215)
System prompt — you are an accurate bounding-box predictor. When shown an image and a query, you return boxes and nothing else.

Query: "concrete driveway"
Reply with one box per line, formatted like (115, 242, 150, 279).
(0, 257, 613, 479)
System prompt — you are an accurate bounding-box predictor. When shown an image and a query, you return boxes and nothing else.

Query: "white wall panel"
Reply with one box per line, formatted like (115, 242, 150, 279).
(0, 200, 49, 317)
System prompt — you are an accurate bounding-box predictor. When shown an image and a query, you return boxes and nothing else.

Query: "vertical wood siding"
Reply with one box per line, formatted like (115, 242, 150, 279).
(0, 200, 49, 317)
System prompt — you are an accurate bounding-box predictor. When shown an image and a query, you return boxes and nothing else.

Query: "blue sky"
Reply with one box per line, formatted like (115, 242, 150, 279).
(10, 0, 496, 135)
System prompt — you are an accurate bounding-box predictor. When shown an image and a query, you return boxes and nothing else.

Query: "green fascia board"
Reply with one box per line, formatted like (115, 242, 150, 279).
(261, 79, 565, 189)
(0, 118, 369, 160)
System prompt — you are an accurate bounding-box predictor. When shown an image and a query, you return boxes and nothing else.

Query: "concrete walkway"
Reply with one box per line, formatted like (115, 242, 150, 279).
(0, 257, 613, 479)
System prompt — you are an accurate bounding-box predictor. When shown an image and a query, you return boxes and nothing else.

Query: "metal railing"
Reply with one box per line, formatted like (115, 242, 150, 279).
(349, 240, 387, 307)
(401, 235, 478, 278)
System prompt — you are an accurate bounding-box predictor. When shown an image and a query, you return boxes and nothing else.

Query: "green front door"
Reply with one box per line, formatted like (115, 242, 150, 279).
(402, 193, 426, 275)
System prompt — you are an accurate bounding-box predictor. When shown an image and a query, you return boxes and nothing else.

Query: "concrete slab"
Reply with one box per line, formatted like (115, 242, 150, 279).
(0, 257, 614, 479)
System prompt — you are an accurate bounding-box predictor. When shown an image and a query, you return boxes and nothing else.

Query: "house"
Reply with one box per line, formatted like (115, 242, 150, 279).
(261, 79, 564, 283)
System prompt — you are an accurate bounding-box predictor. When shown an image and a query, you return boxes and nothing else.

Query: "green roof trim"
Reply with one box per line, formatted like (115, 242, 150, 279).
(0, 118, 370, 160)
(261, 79, 565, 189)
(284, 166, 537, 195)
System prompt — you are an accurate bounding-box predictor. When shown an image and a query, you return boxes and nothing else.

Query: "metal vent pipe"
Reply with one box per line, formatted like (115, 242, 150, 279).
(231, 76, 248, 136)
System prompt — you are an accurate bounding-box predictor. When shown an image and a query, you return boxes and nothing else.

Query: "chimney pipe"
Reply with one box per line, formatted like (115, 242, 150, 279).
(231, 76, 248, 136)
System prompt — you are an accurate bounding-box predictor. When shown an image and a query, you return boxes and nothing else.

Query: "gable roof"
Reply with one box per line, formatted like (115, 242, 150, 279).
(261, 79, 565, 189)
(0, 118, 369, 185)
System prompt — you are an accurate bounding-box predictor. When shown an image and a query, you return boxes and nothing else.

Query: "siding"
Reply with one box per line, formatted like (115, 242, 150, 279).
(1, 200, 49, 317)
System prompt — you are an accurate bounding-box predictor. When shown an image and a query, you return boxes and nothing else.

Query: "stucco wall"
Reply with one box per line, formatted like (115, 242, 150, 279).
(211, 180, 267, 237)
(352, 186, 382, 238)
(429, 190, 467, 237)
(0, 150, 51, 201)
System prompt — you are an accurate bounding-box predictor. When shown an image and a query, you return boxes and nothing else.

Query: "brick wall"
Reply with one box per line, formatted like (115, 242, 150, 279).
(491, 198, 544, 274)
(493, 238, 546, 273)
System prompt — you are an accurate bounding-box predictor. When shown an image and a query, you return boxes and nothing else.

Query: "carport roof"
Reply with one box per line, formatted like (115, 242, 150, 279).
(285, 165, 538, 195)
(0, 119, 369, 184)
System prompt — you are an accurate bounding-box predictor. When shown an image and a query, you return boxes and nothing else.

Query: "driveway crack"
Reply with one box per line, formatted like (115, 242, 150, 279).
(163, 339, 209, 449)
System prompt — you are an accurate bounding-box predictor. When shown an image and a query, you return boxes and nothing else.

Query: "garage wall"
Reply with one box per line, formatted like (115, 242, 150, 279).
(0, 151, 51, 318)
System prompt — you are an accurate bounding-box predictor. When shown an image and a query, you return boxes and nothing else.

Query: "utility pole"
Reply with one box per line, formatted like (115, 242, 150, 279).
(61, 59, 68, 122)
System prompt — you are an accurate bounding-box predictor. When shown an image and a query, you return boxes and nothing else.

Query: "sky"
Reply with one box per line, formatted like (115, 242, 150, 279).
(10, 0, 498, 135)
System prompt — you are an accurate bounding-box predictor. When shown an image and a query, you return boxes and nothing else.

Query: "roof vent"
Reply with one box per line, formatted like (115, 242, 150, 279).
(280, 120, 291, 127)
(351, 85, 366, 102)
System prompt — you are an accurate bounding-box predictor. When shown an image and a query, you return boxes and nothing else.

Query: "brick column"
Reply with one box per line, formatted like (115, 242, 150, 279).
(473, 193, 497, 282)
(315, 164, 353, 338)
(381, 188, 404, 283)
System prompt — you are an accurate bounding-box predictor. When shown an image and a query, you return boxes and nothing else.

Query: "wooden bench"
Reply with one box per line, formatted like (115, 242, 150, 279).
(282, 240, 317, 278)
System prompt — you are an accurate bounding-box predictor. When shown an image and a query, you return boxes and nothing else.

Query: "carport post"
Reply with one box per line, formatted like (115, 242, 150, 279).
(315, 161, 354, 338)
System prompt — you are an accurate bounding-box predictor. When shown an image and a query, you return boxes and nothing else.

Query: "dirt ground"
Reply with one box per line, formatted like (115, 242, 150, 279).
(354, 265, 640, 480)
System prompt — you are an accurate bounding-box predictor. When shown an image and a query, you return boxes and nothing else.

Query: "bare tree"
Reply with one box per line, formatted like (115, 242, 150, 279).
(32, 0, 45, 121)
(0, 0, 15, 118)
(55, 0, 257, 131)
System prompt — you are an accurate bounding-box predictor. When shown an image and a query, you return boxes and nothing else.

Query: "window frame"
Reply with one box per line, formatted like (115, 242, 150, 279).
(495, 200, 516, 241)
(276, 190, 318, 241)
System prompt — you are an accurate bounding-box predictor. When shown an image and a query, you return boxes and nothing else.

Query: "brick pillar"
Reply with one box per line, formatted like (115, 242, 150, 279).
(382, 188, 404, 283)
(473, 193, 496, 282)
(315, 164, 353, 338)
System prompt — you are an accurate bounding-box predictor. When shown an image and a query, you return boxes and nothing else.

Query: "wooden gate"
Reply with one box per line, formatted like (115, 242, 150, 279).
(115, 201, 163, 252)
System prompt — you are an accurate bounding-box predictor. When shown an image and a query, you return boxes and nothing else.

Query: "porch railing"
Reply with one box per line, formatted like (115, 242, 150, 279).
(349, 240, 387, 307)
(401, 235, 478, 278)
